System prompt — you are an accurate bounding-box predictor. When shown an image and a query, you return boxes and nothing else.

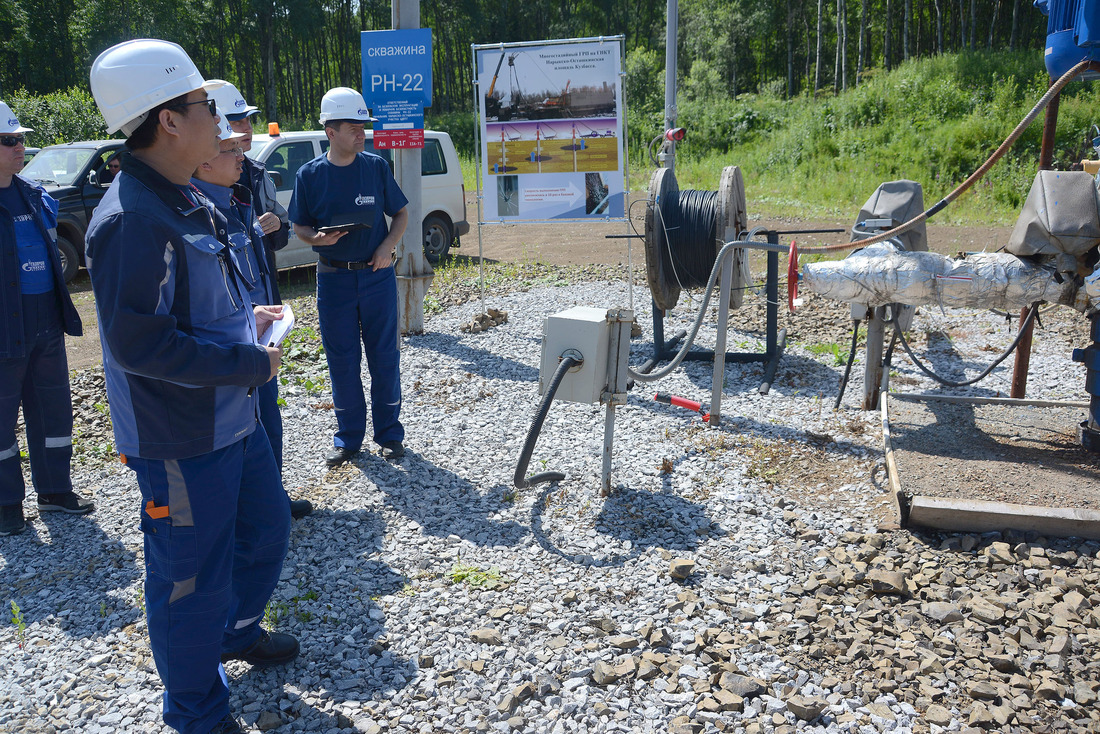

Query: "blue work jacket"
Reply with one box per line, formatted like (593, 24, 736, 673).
(86, 153, 271, 460)
(0, 176, 82, 358)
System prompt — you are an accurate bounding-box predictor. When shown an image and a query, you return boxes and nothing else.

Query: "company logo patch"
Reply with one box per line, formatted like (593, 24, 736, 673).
(7, 118, 17, 127)
(358, 108, 369, 116)
(235, 99, 246, 108)
(21, 261, 46, 273)
(354, 194, 374, 206)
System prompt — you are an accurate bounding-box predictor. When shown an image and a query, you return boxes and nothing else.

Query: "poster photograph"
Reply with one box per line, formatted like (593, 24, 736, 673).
(475, 37, 625, 221)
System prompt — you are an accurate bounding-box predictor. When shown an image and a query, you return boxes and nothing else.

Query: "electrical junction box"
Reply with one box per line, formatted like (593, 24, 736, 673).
(540, 306, 633, 404)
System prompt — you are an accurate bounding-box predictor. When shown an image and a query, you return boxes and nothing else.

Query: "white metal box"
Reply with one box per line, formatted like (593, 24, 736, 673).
(539, 306, 611, 404)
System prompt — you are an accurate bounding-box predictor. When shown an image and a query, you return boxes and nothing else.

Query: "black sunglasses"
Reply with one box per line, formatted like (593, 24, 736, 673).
(167, 99, 218, 117)
(0, 134, 25, 147)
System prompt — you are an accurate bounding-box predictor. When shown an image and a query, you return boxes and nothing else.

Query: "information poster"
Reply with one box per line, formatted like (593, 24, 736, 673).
(475, 38, 625, 221)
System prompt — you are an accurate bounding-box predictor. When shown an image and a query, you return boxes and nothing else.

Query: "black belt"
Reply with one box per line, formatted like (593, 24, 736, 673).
(319, 255, 371, 270)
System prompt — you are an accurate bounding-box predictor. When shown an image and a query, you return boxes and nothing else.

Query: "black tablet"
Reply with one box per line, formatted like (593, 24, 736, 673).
(317, 222, 371, 234)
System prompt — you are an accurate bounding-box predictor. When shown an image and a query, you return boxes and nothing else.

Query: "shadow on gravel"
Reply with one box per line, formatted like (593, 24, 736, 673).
(674, 349, 846, 398)
(0, 510, 140, 634)
(353, 451, 527, 547)
(264, 507, 415, 726)
(407, 332, 539, 383)
(528, 463, 712, 568)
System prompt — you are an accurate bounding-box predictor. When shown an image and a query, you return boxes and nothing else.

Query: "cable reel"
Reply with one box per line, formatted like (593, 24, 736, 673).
(643, 165, 751, 312)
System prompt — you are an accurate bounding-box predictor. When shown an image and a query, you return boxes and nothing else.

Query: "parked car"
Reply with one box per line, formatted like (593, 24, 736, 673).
(19, 140, 124, 282)
(246, 129, 469, 264)
(22, 147, 40, 166)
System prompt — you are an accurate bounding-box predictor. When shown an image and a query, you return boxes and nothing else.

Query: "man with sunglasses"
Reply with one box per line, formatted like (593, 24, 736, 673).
(207, 80, 311, 519)
(0, 101, 91, 537)
(85, 40, 296, 734)
(102, 153, 122, 183)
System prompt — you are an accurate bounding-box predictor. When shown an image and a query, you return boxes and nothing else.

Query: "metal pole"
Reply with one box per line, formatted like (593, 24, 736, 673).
(601, 402, 615, 496)
(863, 306, 885, 410)
(393, 0, 434, 336)
(1011, 81, 1060, 396)
(709, 250, 733, 427)
(663, 0, 678, 174)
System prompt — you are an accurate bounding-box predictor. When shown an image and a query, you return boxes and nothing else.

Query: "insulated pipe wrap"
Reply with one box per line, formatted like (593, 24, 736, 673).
(802, 243, 1078, 310)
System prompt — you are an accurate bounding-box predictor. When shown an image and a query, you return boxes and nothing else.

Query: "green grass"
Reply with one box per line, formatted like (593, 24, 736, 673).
(446, 562, 503, 588)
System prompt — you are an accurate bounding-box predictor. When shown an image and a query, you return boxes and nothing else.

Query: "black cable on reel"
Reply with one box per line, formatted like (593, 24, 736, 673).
(658, 189, 719, 290)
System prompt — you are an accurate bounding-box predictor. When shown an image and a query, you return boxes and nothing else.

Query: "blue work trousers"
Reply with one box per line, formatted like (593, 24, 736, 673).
(257, 377, 282, 471)
(316, 267, 403, 450)
(0, 300, 72, 505)
(126, 425, 290, 734)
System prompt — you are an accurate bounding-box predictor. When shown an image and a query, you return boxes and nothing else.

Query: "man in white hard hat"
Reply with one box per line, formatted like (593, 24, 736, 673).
(289, 86, 409, 467)
(206, 80, 312, 519)
(84, 39, 296, 734)
(0, 101, 90, 537)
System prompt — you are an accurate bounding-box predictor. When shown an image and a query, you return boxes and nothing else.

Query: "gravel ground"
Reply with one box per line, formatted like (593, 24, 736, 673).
(2, 265, 1099, 734)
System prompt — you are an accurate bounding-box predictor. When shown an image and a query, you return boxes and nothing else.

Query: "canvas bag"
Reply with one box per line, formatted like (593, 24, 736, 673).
(1006, 170, 1100, 273)
(850, 180, 928, 253)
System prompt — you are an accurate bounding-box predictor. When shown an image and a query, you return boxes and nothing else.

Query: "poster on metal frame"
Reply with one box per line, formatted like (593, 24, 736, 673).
(474, 37, 626, 222)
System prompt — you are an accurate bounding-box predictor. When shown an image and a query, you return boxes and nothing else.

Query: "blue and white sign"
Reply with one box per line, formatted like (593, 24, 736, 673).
(361, 28, 433, 148)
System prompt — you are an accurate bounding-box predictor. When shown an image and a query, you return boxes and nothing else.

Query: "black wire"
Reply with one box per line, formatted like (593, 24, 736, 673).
(893, 304, 1040, 388)
(834, 319, 861, 410)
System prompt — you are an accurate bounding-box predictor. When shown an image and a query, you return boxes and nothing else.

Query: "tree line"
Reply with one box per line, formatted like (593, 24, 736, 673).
(1, 0, 1052, 128)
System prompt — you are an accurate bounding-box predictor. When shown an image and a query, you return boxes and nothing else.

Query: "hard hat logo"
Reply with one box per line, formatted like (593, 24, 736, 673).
(358, 109, 369, 115)
(235, 100, 246, 108)
(165, 65, 179, 75)
(6, 118, 16, 127)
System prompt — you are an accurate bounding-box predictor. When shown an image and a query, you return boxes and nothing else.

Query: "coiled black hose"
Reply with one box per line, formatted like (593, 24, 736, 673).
(660, 189, 719, 289)
(514, 355, 578, 489)
(893, 304, 1039, 388)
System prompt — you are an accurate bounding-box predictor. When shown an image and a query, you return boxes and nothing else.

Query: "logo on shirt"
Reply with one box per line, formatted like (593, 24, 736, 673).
(12, 213, 33, 223)
(354, 194, 375, 206)
(21, 261, 46, 273)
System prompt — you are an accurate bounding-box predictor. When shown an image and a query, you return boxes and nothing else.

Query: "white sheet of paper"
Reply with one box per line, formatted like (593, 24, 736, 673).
(257, 304, 295, 347)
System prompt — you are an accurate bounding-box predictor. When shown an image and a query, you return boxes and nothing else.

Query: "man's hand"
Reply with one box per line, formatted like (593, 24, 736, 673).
(263, 345, 282, 381)
(369, 246, 395, 271)
(254, 305, 284, 338)
(257, 212, 282, 235)
(293, 223, 347, 247)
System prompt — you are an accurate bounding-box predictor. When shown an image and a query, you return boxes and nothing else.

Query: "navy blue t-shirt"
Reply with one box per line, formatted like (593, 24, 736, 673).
(288, 152, 408, 262)
(0, 183, 56, 295)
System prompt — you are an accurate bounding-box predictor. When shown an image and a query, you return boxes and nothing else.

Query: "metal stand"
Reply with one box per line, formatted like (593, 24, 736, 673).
(1072, 313, 1100, 453)
(641, 229, 788, 396)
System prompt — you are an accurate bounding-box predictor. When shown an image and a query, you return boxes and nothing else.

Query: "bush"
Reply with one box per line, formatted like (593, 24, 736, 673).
(8, 87, 108, 145)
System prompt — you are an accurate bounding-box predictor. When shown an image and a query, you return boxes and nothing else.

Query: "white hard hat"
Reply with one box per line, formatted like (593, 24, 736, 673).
(318, 87, 373, 124)
(0, 101, 32, 134)
(217, 117, 247, 141)
(90, 39, 225, 136)
(208, 80, 259, 120)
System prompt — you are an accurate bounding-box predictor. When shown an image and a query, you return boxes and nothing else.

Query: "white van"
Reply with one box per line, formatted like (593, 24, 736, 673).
(246, 129, 469, 265)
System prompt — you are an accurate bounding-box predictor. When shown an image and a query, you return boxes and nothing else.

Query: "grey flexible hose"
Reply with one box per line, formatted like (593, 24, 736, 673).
(627, 237, 747, 383)
(630, 226, 771, 383)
